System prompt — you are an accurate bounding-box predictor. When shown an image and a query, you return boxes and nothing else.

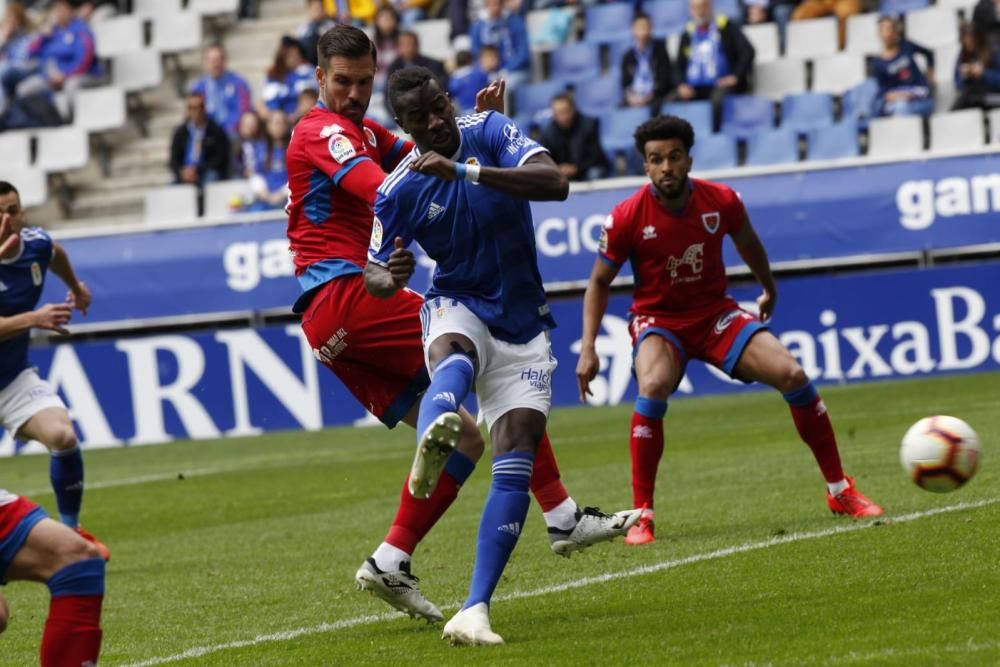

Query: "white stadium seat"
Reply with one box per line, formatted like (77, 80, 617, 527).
(112, 50, 164, 92)
(743, 23, 780, 64)
(933, 44, 960, 85)
(73, 86, 127, 133)
(930, 109, 985, 153)
(785, 17, 838, 59)
(754, 59, 807, 98)
(204, 180, 255, 218)
(868, 116, 924, 159)
(152, 11, 203, 54)
(812, 53, 868, 94)
(905, 7, 960, 50)
(145, 185, 199, 225)
(132, 0, 183, 18)
(189, 0, 241, 16)
(413, 19, 452, 62)
(936, 0, 977, 11)
(989, 108, 1000, 143)
(0, 131, 32, 170)
(92, 14, 144, 58)
(0, 168, 47, 208)
(35, 127, 90, 172)
(845, 13, 880, 55)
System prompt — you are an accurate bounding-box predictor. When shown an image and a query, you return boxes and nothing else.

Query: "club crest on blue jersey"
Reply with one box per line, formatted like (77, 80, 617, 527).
(31, 262, 42, 286)
(702, 211, 721, 234)
(370, 217, 383, 251)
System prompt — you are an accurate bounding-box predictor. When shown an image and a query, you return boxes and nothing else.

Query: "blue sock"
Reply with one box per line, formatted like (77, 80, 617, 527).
(464, 451, 534, 609)
(48, 558, 106, 597)
(50, 446, 84, 528)
(416, 353, 475, 443)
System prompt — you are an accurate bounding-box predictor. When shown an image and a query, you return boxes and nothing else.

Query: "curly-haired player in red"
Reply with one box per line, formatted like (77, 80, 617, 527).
(576, 115, 884, 545)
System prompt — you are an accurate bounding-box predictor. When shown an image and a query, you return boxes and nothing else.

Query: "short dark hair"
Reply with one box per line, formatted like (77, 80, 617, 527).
(388, 66, 437, 117)
(317, 24, 377, 68)
(551, 93, 574, 108)
(398, 30, 419, 44)
(633, 12, 651, 24)
(0, 181, 19, 198)
(634, 115, 695, 155)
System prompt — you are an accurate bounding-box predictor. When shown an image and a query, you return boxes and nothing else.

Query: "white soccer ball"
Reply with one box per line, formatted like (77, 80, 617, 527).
(900, 416, 981, 492)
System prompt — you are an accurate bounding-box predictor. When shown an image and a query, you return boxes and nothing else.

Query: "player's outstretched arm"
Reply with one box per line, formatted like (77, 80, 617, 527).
(730, 217, 778, 322)
(0, 303, 73, 342)
(50, 242, 90, 315)
(364, 237, 416, 299)
(576, 258, 619, 401)
(410, 152, 569, 201)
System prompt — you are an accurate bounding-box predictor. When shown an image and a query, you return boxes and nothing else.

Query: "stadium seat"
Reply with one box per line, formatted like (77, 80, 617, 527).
(989, 108, 1000, 143)
(845, 13, 880, 55)
(600, 107, 652, 157)
(0, 131, 32, 170)
(189, 0, 241, 16)
(548, 43, 602, 84)
(642, 0, 689, 38)
(132, 0, 183, 18)
(112, 50, 164, 92)
(144, 185, 199, 225)
(806, 121, 860, 160)
(785, 17, 838, 59)
(151, 11, 203, 54)
(878, 0, 930, 12)
(936, 0, 976, 12)
(720, 95, 775, 138)
(661, 100, 713, 139)
(713, 0, 743, 20)
(743, 23, 780, 64)
(691, 134, 738, 171)
(584, 3, 634, 44)
(745, 128, 801, 166)
(514, 80, 567, 118)
(73, 86, 127, 133)
(0, 168, 47, 208)
(812, 53, 869, 94)
(92, 14, 145, 58)
(905, 7, 960, 50)
(753, 59, 807, 99)
(867, 116, 924, 158)
(35, 127, 90, 172)
(781, 92, 834, 132)
(929, 109, 986, 153)
(412, 20, 451, 62)
(574, 74, 622, 117)
(204, 180, 254, 218)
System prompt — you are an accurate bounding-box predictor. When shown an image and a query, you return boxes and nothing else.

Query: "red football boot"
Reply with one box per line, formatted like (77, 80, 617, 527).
(826, 477, 884, 518)
(624, 507, 656, 545)
(76, 526, 111, 562)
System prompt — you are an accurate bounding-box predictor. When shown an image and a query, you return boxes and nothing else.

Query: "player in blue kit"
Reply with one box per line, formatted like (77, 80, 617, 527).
(365, 66, 572, 645)
(0, 181, 109, 561)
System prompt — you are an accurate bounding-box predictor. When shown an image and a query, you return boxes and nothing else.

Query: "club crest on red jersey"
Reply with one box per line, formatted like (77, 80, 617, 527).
(363, 127, 377, 148)
(702, 211, 721, 234)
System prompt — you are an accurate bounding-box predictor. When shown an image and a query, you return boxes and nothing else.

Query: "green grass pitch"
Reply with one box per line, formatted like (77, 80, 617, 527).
(2, 372, 998, 666)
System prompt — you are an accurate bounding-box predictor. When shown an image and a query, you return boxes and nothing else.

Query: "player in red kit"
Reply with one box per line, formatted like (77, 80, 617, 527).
(286, 26, 638, 621)
(576, 115, 884, 545)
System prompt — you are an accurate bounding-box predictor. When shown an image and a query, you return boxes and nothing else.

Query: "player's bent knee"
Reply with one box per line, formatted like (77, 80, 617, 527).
(779, 365, 810, 394)
(457, 419, 486, 461)
(637, 373, 674, 401)
(47, 426, 78, 452)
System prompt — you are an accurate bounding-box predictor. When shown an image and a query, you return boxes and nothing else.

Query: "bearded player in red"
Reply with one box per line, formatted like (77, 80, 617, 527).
(576, 115, 884, 546)
(286, 25, 638, 621)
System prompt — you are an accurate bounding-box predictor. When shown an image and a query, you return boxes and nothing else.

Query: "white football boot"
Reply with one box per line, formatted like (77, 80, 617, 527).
(355, 558, 443, 623)
(408, 411, 461, 498)
(549, 506, 643, 557)
(441, 602, 504, 646)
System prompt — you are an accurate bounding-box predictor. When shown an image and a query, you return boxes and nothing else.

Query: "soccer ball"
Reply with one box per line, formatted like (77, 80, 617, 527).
(900, 416, 980, 492)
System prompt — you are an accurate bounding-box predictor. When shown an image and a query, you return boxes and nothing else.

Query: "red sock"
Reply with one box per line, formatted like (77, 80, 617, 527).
(630, 400, 666, 509)
(384, 471, 461, 554)
(40, 595, 103, 667)
(529, 432, 570, 512)
(789, 396, 845, 484)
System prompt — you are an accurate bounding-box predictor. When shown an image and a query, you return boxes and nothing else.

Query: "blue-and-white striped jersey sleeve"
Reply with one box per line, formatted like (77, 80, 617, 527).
(368, 175, 417, 268)
(481, 111, 549, 168)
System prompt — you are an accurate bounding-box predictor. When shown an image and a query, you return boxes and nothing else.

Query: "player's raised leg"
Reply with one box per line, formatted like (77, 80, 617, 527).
(733, 331, 883, 517)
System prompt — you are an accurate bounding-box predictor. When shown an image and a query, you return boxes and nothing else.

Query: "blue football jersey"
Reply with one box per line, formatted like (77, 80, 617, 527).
(0, 228, 54, 389)
(370, 111, 556, 344)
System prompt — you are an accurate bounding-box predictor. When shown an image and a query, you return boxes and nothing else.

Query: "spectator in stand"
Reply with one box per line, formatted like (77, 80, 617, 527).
(387, 0, 431, 28)
(479, 44, 502, 80)
(384, 31, 447, 115)
(539, 93, 610, 182)
(450, 51, 489, 113)
(0, 2, 43, 113)
(871, 14, 934, 117)
(373, 6, 401, 92)
(744, 0, 797, 51)
(190, 44, 252, 138)
(170, 93, 230, 198)
(621, 13, 673, 112)
(954, 22, 1000, 109)
(297, 0, 338, 67)
(529, 2, 575, 51)
(247, 110, 291, 211)
(233, 110, 265, 179)
(972, 0, 1000, 46)
(676, 0, 754, 128)
(29, 0, 103, 98)
(262, 36, 318, 116)
(470, 0, 531, 89)
(791, 0, 860, 50)
(294, 87, 319, 123)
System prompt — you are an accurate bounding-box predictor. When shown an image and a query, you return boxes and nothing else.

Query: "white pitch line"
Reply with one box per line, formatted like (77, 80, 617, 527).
(119, 497, 998, 667)
(824, 639, 999, 664)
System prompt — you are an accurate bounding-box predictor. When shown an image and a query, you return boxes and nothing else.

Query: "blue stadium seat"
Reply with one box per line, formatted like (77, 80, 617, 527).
(745, 128, 801, 166)
(600, 107, 652, 159)
(691, 134, 738, 171)
(878, 0, 929, 13)
(548, 43, 602, 84)
(661, 100, 714, 140)
(720, 95, 775, 138)
(781, 93, 834, 133)
(607, 40, 633, 74)
(713, 0, 743, 20)
(584, 3, 635, 44)
(574, 74, 622, 117)
(514, 80, 567, 118)
(642, 0, 689, 38)
(807, 121, 861, 160)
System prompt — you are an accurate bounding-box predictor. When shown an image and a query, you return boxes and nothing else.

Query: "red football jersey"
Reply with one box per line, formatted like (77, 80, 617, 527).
(600, 179, 747, 316)
(285, 103, 411, 295)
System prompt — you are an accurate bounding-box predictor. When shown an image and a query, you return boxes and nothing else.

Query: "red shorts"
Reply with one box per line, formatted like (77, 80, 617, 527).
(629, 298, 768, 382)
(300, 274, 429, 428)
(0, 495, 46, 582)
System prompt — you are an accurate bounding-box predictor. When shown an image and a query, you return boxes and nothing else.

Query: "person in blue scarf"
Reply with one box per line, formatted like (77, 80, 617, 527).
(190, 44, 253, 138)
(621, 13, 674, 112)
